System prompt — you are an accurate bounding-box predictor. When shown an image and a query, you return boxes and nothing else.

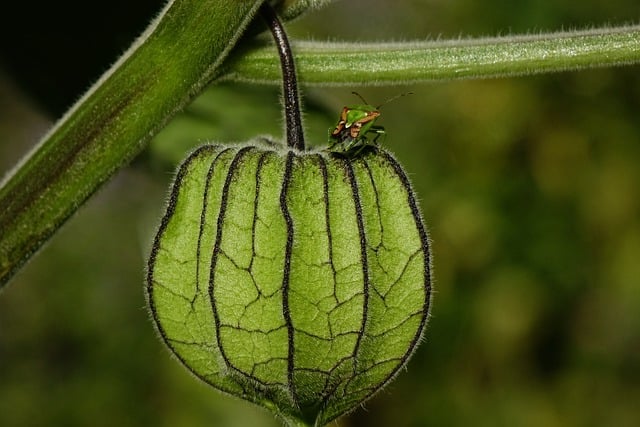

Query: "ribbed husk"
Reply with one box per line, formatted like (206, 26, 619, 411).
(147, 141, 431, 425)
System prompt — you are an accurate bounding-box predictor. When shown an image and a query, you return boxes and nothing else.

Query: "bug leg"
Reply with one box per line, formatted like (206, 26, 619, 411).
(352, 144, 368, 158)
(370, 126, 386, 144)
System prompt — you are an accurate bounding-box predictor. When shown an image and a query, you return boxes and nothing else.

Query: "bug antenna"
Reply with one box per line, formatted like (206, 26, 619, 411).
(351, 91, 369, 105)
(376, 92, 414, 109)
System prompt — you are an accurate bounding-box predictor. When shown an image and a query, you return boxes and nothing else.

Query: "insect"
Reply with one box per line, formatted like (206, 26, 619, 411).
(328, 92, 412, 157)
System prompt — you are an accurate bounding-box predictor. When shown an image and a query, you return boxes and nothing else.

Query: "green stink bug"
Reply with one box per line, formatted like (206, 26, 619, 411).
(328, 92, 411, 157)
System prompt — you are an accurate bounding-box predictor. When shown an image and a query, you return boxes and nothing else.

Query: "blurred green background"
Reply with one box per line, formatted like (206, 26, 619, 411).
(1, 1, 639, 426)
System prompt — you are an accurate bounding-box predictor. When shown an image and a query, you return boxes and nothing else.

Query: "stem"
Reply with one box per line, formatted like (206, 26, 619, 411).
(0, 0, 265, 288)
(223, 25, 640, 85)
(260, 3, 305, 150)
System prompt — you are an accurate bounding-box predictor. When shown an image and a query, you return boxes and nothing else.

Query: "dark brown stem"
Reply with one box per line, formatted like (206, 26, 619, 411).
(261, 3, 305, 151)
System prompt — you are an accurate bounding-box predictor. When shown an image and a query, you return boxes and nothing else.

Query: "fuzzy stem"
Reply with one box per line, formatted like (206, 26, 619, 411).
(260, 3, 305, 150)
(223, 25, 640, 85)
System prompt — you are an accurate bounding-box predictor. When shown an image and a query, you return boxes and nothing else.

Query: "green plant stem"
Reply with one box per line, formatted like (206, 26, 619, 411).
(223, 25, 640, 85)
(0, 0, 265, 288)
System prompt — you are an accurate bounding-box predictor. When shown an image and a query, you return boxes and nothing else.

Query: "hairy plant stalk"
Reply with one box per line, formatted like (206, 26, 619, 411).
(224, 25, 640, 85)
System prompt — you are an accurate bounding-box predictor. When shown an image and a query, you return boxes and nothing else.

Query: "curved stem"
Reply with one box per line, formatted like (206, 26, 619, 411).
(260, 3, 305, 151)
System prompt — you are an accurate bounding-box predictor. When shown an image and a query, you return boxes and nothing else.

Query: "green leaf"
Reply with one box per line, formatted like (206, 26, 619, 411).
(147, 142, 431, 426)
